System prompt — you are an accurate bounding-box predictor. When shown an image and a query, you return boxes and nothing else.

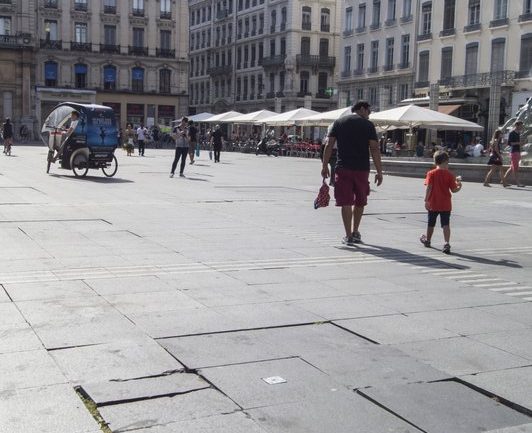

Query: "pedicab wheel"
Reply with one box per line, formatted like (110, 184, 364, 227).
(102, 155, 118, 177)
(46, 150, 54, 173)
(72, 153, 89, 177)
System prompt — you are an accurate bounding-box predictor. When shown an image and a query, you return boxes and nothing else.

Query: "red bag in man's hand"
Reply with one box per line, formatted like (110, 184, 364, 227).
(314, 179, 330, 209)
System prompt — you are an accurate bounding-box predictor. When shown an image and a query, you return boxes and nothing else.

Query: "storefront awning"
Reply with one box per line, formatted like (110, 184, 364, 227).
(438, 105, 461, 115)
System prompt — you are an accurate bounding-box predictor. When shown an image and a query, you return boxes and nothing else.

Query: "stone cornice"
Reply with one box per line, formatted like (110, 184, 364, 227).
(70, 11, 91, 20)
(100, 14, 120, 24)
(156, 19, 176, 29)
(129, 16, 149, 26)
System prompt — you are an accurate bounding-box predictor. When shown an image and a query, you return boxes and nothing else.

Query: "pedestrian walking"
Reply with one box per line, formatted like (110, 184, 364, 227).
(503, 121, 525, 187)
(321, 101, 383, 245)
(211, 124, 223, 163)
(2, 117, 13, 156)
(124, 123, 135, 156)
(420, 151, 462, 254)
(484, 130, 507, 187)
(170, 117, 189, 177)
(136, 124, 148, 156)
(188, 120, 198, 164)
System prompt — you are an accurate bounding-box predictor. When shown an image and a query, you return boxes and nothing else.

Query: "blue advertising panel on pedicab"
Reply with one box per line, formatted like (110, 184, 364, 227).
(78, 107, 118, 148)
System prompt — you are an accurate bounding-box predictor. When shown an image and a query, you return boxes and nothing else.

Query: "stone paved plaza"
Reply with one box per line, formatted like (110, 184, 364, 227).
(1, 146, 532, 433)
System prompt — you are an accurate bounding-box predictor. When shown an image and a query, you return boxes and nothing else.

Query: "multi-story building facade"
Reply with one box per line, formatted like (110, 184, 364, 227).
(413, 0, 532, 139)
(0, 0, 36, 133)
(35, 0, 189, 129)
(189, 0, 341, 115)
(337, 0, 416, 112)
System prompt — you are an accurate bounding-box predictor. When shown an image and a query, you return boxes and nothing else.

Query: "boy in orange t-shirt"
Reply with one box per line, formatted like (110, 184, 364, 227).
(420, 151, 462, 254)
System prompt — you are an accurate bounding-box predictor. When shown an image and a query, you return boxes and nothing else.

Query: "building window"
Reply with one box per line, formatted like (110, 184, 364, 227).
(75, 22, 87, 42)
(104, 25, 116, 45)
(74, 63, 87, 88)
(321, 8, 330, 32)
(418, 51, 429, 82)
(421, 2, 432, 34)
(319, 38, 329, 57)
(369, 87, 377, 106)
(281, 7, 287, 29)
(345, 7, 353, 31)
(318, 72, 327, 95)
(401, 34, 410, 66)
(132, 67, 144, 92)
(44, 61, 58, 87)
(403, 0, 412, 17)
(358, 3, 366, 28)
(357, 43, 364, 71)
(372, 1, 381, 26)
(302, 6, 311, 30)
(74, 0, 87, 12)
(160, 0, 171, 18)
(525, 0, 532, 14)
(299, 71, 309, 94)
(370, 40, 379, 71)
(385, 38, 394, 69)
(468, 0, 480, 25)
(388, 0, 396, 20)
(103, 65, 116, 90)
(269, 40, 275, 56)
(344, 46, 352, 72)
(465, 43, 479, 76)
(491, 38, 505, 72)
(443, 0, 455, 30)
(160, 30, 171, 50)
(159, 68, 171, 93)
(44, 20, 58, 40)
(494, 0, 507, 20)
(280, 37, 286, 55)
(399, 83, 409, 100)
(520, 34, 532, 76)
(278, 72, 284, 93)
(356, 88, 364, 100)
(440, 47, 453, 80)
(133, 0, 144, 15)
(270, 10, 276, 32)
(133, 28, 144, 47)
(301, 37, 310, 55)
(103, 0, 116, 14)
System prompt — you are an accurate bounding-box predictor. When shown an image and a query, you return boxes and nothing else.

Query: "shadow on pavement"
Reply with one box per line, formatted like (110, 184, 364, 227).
(338, 242, 469, 270)
(448, 251, 522, 269)
(48, 174, 134, 183)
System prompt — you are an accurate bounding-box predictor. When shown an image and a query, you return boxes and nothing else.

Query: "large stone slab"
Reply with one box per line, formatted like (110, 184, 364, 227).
(0, 286, 10, 302)
(394, 336, 531, 376)
(81, 372, 209, 405)
(83, 275, 173, 295)
(0, 349, 67, 391)
(247, 392, 422, 433)
(334, 314, 458, 344)
(0, 324, 43, 353)
(476, 303, 532, 327)
(461, 366, 532, 411)
(485, 424, 532, 433)
(50, 337, 183, 384)
(0, 383, 99, 433)
(360, 381, 532, 433)
(130, 413, 269, 433)
(102, 290, 204, 314)
(323, 276, 420, 296)
(469, 329, 532, 361)
(99, 388, 239, 432)
(0, 303, 26, 326)
(161, 324, 369, 369)
(3, 279, 96, 301)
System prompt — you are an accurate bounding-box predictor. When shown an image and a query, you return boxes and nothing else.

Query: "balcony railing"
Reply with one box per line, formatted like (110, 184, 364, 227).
(262, 54, 286, 67)
(302, 22, 311, 30)
(160, 11, 171, 19)
(207, 65, 232, 76)
(275, 91, 285, 97)
(74, 2, 87, 11)
(132, 8, 144, 17)
(400, 15, 413, 23)
(355, 26, 366, 33)
(343, 29, 353, 37)
(128, 45, 148, 56)
(490, 17, 509, 28)
(296, 54, 335, 68)
(353, 68, 364, 76)
(440, 28, 455, 37)
(417, 32, 432, 41)
(103, 5, 116, 14)
(266, 92, 275, 99)
(100, 43, 120, 53)
(341, 70, 352, 78)
(40, 39, 62, 49)
(0, 35, 21, 48)
(297, 91, 312, 97)
(385, 19, 397, 27)
(156, 48, 175, 58)
(414, 81, 429, 88)
(316, 91, 331, 99)
(516, 70, 532, 78)
(438, 70, 515, 88)
(464, 23, 481, 32)
(71, 41, 92, 51)
(321, 24, 330, 32)
(369, 23, 381, 30)
(519, 12, 532, 22)
(383, 64, 394, 72)
(367, 66, 379, 73)
(43, 0, 58, 7)
(398, 61, 410, 69)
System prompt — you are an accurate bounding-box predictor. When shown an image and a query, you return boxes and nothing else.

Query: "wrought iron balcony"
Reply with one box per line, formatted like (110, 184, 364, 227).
(207, 65, 232, 76)
(367, 66, 379, 74)
(438, 70, 515, 89)
(71, 41, 92, 51)
(355, 26, 366, 34)
(321, 24, 330, 32)
(262, 54, 286, 67)
(369, 23, 381, 30)
(74, 2, 87, 11)
(266, 92, 275, 99)
(400, 15, 413, 23)
(160, 11, 171, 20)
(383, 64, 394, 72)
(343, 29, 353, 37)
(132, 8, 144, 17)
(341, 70, 352, 78)
(353, 68, 364, 76)
(398, 61, 410, 69)
(316, 91, 331, 99)
(297, 91, 312, 97)
(128, 45, 148, 56)
(385, 19, 397, 27)
(414, 81, 429, 88)
(418, 32, 432, 41)
(464, 23, 481, 32)
(519, 13, 532, 22)
(103, 5, 116, 14)
(296, 54, 335, 68)
(302, 22, 311, 31)
(156, 48, 175, 58)
(516, 70, 532, 78)
(490, 17, 509, 28)
(40, 39, 62, 49)
(43, 0, 58, 7)
(100, 43, 120, 53)
(0, 35, 20, 48)
(439, 28, 455, 37)
(275, 91, 285, 97)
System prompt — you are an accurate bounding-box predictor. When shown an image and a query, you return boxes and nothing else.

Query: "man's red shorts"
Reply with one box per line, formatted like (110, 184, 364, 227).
(334, 168, 370, 207)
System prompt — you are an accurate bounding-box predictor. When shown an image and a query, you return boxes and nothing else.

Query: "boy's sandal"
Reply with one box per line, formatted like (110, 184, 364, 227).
(420, 235, 431, 248)
(442, 244, 451, 254)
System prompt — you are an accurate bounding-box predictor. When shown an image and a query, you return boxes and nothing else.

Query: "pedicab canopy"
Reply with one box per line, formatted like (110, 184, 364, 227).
(41, 102, 118, 148)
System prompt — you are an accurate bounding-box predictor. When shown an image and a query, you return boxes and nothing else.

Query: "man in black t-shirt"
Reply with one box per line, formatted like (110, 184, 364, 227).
(503, 121, 525, 187)
(321, 101, 383, 245)
(211, 124, 224, 163)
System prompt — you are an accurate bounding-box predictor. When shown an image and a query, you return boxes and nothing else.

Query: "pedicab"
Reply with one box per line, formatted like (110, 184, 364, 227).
(41, 102, 119, 177)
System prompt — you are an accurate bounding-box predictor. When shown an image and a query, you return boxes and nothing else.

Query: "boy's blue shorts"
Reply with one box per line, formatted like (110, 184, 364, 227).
(428, 211, 451, 228)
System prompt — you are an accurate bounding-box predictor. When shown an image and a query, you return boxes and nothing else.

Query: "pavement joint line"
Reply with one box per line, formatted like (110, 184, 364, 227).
(191, 355, 302, 371)
(464, 246, 532, 253)
(472, 282, 520, 288)
(489, 286, 532, 292)
(449, 274, 489, 280)
(429, 270, 476, 276)
(505, 291, 532, 296)
(454, 278, 503, 283)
